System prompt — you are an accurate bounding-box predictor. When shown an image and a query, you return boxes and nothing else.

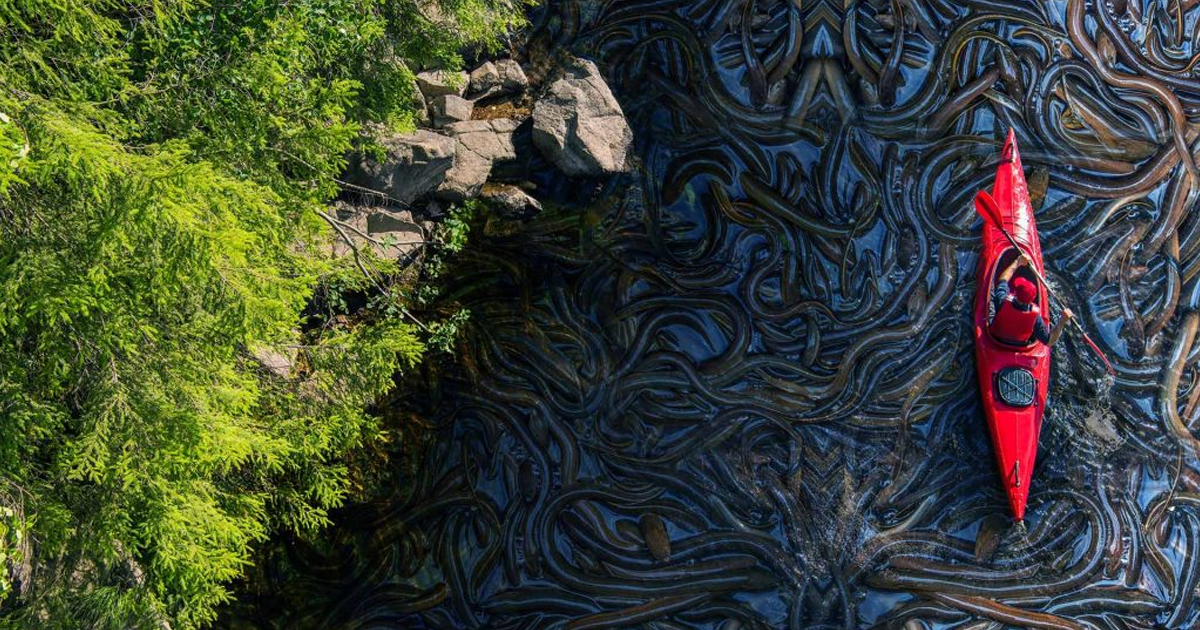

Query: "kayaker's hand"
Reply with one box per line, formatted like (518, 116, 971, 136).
(1063, 308, 1074, 320)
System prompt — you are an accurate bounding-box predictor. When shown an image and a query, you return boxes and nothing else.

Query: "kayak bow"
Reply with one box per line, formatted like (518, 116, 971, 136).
(973, 130, 1049, 522)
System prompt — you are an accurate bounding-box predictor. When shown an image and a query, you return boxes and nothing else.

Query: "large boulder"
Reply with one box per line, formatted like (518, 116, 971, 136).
(532, 58, 633, 177)
(346, 129, 455, 204)
(416, 69, 468, 99)
(430, 94, 474, 127)
(480, 183, 542, 220)
(437, 119, 519, 201)
(469, 59, 529, 98)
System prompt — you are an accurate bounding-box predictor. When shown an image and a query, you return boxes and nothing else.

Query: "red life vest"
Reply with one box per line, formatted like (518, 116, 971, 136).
(992, 297, 1041, 345)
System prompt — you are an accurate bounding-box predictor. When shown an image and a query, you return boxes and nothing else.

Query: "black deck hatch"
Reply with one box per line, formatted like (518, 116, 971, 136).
(996, 367, 1035, 408)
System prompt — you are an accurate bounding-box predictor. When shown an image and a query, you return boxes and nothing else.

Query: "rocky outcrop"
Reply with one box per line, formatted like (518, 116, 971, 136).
(346, 129, 455, 204)
(366, 209, 427, 250)
(430, 94, 474, 126)
(532, 58, 633, 177)
(412, 84, 431, 126)
(480, 183, 541, 220)
(437, 119, 518, 201)
(332, 201, 427, 260)
(416, 69, 468, 98)
(469, 59, 528, 99)
(335, 55, 633, 261)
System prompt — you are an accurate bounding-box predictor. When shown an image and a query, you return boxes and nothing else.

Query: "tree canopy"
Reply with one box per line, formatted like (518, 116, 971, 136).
(0, 1, 522, 627)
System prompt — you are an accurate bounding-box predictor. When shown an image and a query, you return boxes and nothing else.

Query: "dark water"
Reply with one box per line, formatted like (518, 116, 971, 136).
(232, 1, 1200, 628)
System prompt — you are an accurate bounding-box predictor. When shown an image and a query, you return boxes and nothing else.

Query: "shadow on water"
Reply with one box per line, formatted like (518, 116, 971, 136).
(229, 0, 1200, 628)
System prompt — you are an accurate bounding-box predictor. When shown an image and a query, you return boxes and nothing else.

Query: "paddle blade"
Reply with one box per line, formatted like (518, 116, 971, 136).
(974, 190, 1003, 229)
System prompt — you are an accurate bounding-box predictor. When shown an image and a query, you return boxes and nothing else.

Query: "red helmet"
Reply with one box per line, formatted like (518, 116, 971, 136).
(1011, 277, 1036, 304)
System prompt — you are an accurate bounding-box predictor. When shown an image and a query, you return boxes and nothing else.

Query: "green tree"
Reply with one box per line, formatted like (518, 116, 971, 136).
(0, 1, 522, 627)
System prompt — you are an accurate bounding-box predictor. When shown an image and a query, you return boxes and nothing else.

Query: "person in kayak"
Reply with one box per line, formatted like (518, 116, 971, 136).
(988, 255, 1073, 346)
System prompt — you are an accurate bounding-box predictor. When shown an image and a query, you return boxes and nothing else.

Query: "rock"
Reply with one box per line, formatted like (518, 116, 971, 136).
(496, 60, 529, 90)
(368, 208, 424, 238)
(252, 347, 295, 378)
(422, 199, 447, 220)
(415, 0, 455, 30)
(430, 94, 474, 126)
(469, 59, 529, 98)
(532, 58, 633, 177)
(367, 209, 425, 259)
(331, 202, 426, 260)
(436, 119, 518, 201)
(411, 83, 430, 126)
(480, 183, 542, 219)
(416, 69, 468, 99)
(469, 61, 499, 93)
(450, 119, 519, 160)
(346, 129, 455, 204)
(250, 329, 303, 378)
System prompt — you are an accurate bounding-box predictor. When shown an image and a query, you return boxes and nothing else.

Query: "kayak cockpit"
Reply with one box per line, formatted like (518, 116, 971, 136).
(984, 247, 1042, 348)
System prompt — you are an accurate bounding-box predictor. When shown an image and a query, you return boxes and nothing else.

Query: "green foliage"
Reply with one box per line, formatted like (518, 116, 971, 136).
(0, 487, 28, 606)
(438, 202, 476, 255)
(0, 1, 521, 628)
(409, 202, 475, 326)
(427, 308, 472, 353)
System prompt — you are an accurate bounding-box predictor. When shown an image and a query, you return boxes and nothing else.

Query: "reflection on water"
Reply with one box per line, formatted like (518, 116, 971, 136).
(231, 0, 1200, 628)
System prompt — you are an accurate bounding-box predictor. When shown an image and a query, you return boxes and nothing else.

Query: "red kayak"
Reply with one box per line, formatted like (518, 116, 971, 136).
(973, 130, 1049, 522)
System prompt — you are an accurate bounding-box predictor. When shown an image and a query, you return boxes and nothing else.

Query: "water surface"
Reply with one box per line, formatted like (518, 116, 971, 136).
(233, 1, 1200, 628)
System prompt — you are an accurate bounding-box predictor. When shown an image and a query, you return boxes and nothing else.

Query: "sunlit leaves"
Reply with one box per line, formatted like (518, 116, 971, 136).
(0, 1, 522, 628)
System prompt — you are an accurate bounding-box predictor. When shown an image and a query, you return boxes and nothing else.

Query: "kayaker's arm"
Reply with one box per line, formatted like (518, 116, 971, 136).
(998, 256, 1022, 283)
(1046, 308, 1074, 347)
(989, 257, 1030, 324)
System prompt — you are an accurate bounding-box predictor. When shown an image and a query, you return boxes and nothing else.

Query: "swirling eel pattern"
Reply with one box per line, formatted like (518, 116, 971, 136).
(227, 0, 1200, 628)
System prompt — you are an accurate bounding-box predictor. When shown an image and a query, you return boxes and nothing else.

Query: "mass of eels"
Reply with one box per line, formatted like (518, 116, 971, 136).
(229, 0, 1200, 628)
